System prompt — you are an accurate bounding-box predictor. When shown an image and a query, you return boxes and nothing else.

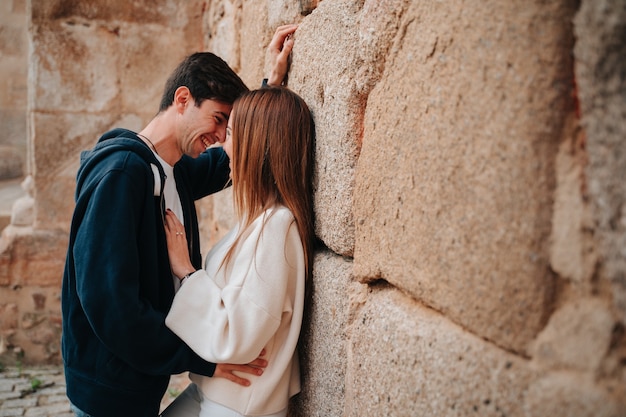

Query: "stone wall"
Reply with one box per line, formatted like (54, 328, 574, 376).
(0, 0, 28, 232)
(0, 0, 207, 364)
(0, 0, 28, 176)
(1, 0, 625, 415)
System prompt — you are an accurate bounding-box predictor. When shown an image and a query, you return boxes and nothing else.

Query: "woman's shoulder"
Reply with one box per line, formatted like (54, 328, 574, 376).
(265, 205, 295, 224)
(246, 205, 295, 235)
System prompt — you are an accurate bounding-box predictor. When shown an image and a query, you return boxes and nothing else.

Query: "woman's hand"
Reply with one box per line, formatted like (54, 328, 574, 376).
(213, 349, 268, 387)
(164, 209, 195, 279)
(266, 24, 298, 86)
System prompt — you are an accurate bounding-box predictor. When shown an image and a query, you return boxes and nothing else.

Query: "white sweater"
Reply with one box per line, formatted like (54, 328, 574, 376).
(165, 205, 305, 416)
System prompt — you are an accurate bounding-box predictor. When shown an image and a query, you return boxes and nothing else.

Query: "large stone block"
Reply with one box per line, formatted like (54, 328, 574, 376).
(574, 0, 626, 323)
(30, 112, 112, 228)
(30, 17, 194, 114)
(202, 0, 244, 76)
(196, 188, 235, 258)
(0, 0, 28, 151)
(30, 0, 201, 26)
(288, 1, 365, 257)
(346, 288, 534, 417)
(287, 0, 412, 257)
(0, 146, 24, 180)
(353, 0, 579, 353)
(31, 22, 119, 113)
(549, 132, 596, 285)
(0, 110, 27, 150)
(529, 298, 615, 373)
(346, 288, 625, 417)
(524, 372, 626, 417)
(290, 251, 354, 417)
(0, 18, 27, 57)
(29, 83, 182, 231)
(0, 226, 68, 288)
(0, 286, 63, 364)
(28, 1, 205, 229)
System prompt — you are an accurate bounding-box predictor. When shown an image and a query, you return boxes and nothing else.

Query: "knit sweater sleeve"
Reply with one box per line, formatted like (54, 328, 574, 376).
(165, 208, 303, 364)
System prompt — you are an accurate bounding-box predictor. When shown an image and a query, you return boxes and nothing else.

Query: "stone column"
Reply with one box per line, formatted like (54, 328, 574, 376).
(0, 0, 205, 364)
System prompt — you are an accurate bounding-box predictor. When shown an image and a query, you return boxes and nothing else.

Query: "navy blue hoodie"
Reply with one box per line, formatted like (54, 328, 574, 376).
(61, 128, 230, 416)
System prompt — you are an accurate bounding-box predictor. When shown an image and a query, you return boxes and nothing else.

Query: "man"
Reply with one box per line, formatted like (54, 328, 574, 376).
(62, 25, 298, 417)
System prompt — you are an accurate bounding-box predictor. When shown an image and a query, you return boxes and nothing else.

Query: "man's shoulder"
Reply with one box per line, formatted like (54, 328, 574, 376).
(77, 129, 162, 188)
(83, 129, 157, 168)
(96, 129, 152, 158)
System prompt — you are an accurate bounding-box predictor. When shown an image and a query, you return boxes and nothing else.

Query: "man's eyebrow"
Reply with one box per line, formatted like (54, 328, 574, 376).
(215, 111, 229, 120)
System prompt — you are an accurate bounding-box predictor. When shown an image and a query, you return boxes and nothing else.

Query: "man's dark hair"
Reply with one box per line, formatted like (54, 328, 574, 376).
(158, 52, 249, 112)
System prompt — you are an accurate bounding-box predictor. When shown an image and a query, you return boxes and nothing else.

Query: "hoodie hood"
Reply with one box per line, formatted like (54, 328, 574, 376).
(76, 128, 165, 200)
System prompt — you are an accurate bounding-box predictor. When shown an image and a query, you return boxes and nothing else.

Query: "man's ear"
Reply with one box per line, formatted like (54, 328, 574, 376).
(173, 86, 191, 112)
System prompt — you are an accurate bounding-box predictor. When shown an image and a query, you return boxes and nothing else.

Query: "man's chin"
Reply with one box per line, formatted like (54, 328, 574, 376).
(187, 149, 201, 159)
(195, 145, 207, 157)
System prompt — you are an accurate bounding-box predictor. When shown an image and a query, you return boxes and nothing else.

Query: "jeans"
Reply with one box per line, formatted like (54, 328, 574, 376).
(70, 403, 94, 417)
(160, 384, 201, 417)
(160, 383, 287, 417)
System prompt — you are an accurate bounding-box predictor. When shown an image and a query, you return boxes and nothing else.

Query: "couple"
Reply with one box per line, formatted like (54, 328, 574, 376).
(62, 24, 315, 417)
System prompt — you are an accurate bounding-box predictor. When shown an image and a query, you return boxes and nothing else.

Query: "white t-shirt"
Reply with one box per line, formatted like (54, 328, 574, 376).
(152, 152, 184, 292)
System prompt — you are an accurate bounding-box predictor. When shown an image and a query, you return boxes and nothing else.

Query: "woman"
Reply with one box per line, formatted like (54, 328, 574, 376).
(161, 87, 315, 417)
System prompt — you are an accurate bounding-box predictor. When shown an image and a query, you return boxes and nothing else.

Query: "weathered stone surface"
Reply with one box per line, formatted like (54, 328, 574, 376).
(0, 303, 18, 331)
(30, 17, 192, 115)
(346, 288, 535, 417)
(346, 288, 626, 417)
(198, 0, 320, 252)
(203, 0, 292, 90)
(0, 226, 68, 288)
(1, 1, 625, 415)
(0, 0, 28, 157)
(0, 285, 62, 364)
(549, 131, 596, 285)
(524, 372, 626, 417)
(290, 251, 354, 417)
(574, 0, 626, 323)
(197, 188, 235, 256)
(267, 0, 301, 29)
(353, 0, 579, 353)
(0, 147, 23, 180)
(202, 0, 250, 78)
(11, 177, 34, 227)
(529, 298, 615, 373)
(288, 0, 365, 257)
(30, 0, 202, 26)
(29, 2, 204, 228)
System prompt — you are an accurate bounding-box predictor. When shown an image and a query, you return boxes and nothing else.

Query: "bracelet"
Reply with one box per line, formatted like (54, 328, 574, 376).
(180, 270, 196, 286)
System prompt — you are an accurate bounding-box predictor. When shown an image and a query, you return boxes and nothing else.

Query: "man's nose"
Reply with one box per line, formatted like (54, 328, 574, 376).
(215, 126, 227, 143)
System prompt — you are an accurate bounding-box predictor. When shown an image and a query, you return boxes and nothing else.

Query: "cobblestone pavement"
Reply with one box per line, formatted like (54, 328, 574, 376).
(0, 366, 190, 416)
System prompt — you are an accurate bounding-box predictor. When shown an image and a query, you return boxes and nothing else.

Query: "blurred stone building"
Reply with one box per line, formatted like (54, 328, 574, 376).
(0, 0, 625, 415)
(0, 0, 28, 231)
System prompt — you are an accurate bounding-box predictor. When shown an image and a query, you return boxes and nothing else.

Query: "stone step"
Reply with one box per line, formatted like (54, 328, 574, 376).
(0, 178, 26, 231)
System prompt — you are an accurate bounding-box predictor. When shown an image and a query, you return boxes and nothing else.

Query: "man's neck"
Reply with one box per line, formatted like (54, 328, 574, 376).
(139, 113, 182, 166)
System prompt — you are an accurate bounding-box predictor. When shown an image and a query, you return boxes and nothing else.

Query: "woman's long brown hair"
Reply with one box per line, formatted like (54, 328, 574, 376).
(224, 87, 315, 279)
